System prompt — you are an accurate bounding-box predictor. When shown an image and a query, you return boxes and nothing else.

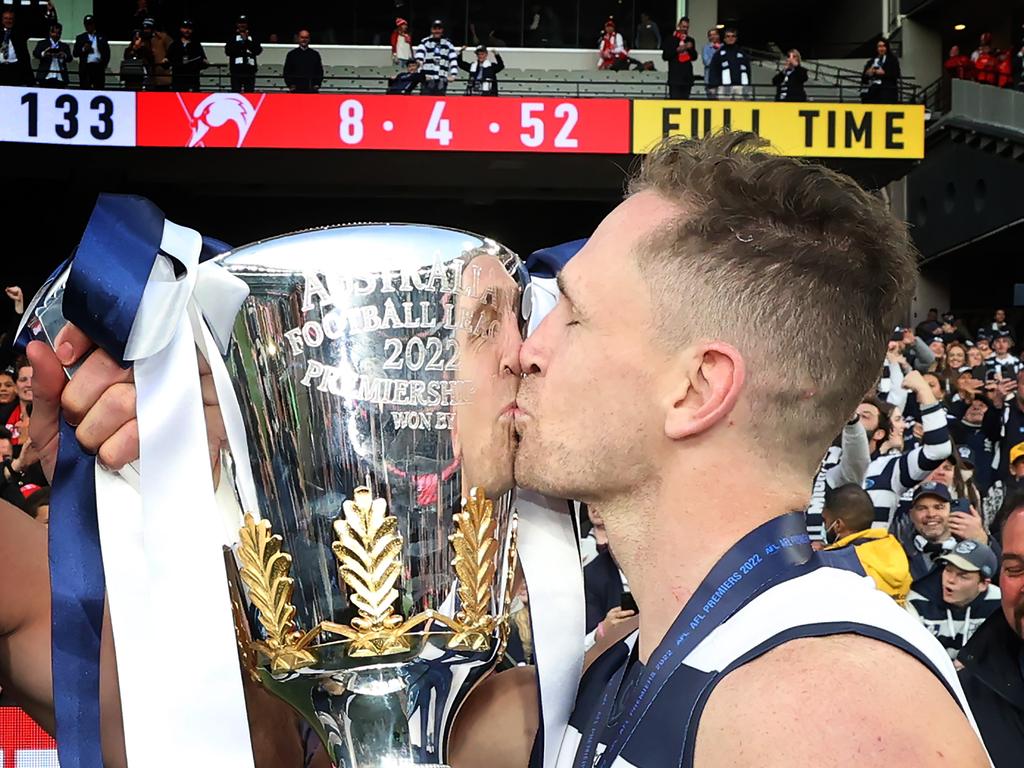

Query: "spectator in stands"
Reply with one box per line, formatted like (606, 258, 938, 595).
(988, 308, 1015, 339)
(225, 15, 262, 93)
(977, 329, 995, 362)
(597, 18, 628, 71)
(661, 16, 695, 100)
(0, 7, 32, 86)
(0, 370, 16, 428)
(391, 17, 412, 68)
(863, 370, 951, 528)
(984, 374, 1024, 482)
(988, 330, 1021, 377)
(139, 17, 171, 90)
(861, 37, 901, 104)
(903, 483, 994, 599)
(386, 59, 423, 94)
(283, 29, 322, 93)
(973, 40, 997, 87)
(916, 307, 942, 339)
(907, 539, 1001, 659)
(702, 27, 721, 98)
(822, 483, 912, 604)
(709, 28, 750, 100)
(1015, 40, 1024, 92)
(958, 503, 1024, 767)
(773, 49, 807, 101)
(166, 19, 207, 92)
(806, 416, 871, 542)
(73, 14, 109, 90)
(0, 427, 25, 510)
(3, 358, 31, 448)
(120, 29, 152, 90)
(458, 45, 503, 96)
(634, 12, 660, 49)
(583, 505, 632, 648)
(414, 19, 457, 95)
(0, 415, 45, 512)
(944, 45, 974, 81)
(525, 4, 562, 47)
(996, 49, 1014, 88)
(33, 22, 71, 87)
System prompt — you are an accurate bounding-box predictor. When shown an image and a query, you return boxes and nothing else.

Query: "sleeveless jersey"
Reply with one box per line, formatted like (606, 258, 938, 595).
(550, 565, 990, 768)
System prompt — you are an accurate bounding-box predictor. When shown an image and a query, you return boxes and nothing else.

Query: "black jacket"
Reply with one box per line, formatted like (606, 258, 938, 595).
(773, 65, 808, 101)
(166, 39, 207, 80)
(283, 46, 323, 91)
(224, 35, 262, 74)
(33, 38, 72, 84)
(0, 26, 33, 83)
(661, 32, 696, 85)
(73, 31, 111, 68)
(710, 42, 751, 87)
(958, 611, 1024, 768)
(457, 51, 504, 95)
(861, 52, 901, 102)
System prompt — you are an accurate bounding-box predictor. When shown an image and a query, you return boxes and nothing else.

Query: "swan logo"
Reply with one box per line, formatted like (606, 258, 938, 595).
(176, 93, 265, 148)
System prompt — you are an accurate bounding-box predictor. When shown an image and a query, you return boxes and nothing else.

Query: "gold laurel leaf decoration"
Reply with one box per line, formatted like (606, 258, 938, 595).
(448, 487, 499, 650)
(332, 487, 410, 656)
(236, 513, 317, 672)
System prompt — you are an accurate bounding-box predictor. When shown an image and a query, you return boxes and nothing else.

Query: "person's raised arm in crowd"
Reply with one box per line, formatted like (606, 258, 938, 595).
(830, 414, 871, 488)
(865, 370, 952, 528)
(909, 330, 937, 372)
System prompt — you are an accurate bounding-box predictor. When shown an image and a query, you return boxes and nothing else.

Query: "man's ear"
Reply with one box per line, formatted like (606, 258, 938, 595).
(873, 428, 887, 444)
(664, 342, 745, 440)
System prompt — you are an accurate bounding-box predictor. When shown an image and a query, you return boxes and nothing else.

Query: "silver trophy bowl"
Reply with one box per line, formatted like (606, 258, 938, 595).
(218, 224, 525, 768)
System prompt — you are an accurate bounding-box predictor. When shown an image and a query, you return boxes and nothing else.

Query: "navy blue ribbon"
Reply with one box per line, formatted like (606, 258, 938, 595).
(526, 239, 588, 278)
(47, 194, 166, 768)
(67, 194, 165, 367)
(574, 512, 817, 768)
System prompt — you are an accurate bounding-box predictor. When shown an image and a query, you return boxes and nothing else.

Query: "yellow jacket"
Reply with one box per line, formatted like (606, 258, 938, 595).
(825, 528, 912, 605)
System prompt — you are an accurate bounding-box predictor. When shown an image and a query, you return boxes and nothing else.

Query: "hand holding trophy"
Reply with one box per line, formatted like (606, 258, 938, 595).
(23, 203, 528, 768)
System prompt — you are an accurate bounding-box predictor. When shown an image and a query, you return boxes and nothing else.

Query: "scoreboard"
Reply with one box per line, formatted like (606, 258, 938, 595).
(0, 87, 925, 159)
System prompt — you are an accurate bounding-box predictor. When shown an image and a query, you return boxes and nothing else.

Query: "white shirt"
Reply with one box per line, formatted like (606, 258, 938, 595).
(1, 29, 17, 63)
(86, 32, 100, 63)
(395, 35, 412, 60)
(46, 39, 62, 79)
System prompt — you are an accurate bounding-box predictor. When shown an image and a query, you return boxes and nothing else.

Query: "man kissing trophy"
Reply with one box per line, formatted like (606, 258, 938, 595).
(21, 196, 580, 768)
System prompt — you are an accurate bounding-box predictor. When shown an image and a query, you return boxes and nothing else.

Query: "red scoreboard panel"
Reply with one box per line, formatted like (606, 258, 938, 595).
(0, 708, 57, 767)
(136, 93, 632, 153)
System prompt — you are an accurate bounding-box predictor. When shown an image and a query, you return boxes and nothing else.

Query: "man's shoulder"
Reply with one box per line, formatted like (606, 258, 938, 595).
(695, 634, 988, 767)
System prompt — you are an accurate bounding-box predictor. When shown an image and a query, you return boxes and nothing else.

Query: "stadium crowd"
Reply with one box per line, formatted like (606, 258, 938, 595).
(8, 3, 1002, 101)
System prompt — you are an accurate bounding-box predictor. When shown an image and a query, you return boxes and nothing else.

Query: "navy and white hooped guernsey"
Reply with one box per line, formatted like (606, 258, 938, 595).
(547, 531, 991, 768)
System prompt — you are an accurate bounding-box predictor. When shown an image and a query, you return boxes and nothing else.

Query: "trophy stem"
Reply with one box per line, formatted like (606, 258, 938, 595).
(260, 664, 455, 768)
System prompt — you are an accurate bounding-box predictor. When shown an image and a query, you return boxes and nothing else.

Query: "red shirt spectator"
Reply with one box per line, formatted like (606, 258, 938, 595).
(944, 45, 973, 81)
(997, 50, 1013, 87)
(390, 18, 412, 65)
(597, 19, 628, 70)
(975, 48, 997, 85)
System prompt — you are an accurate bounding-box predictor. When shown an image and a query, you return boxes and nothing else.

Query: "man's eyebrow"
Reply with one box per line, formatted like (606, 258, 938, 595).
(556, 271, 581, 310)
(1002, 553, 1024, 565)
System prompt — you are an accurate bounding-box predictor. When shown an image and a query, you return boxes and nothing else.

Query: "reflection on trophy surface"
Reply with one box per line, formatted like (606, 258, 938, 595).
(219, 224, 525, 768)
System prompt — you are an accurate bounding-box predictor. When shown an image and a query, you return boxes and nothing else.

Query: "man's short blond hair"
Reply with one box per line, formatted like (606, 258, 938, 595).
(628, 132, 917, 474)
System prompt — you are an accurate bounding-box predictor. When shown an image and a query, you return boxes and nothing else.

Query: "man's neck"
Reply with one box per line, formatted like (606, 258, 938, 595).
(598, 463, 808, 663)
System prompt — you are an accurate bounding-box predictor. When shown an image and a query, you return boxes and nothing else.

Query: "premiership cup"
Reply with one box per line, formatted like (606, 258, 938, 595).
(25, 222, 527, 768)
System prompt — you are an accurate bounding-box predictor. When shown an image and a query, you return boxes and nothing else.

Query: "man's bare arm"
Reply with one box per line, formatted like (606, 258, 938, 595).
(0, 498, 128, 765)
(695, 634, 989, 767)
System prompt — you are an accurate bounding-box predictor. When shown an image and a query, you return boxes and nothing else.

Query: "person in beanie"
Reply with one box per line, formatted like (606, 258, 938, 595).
(414, 19, 457, 95)
(225, 15, 262, 93)
(386, 59, 424, 94)
(597, 18, 628, 70)
(458, 44, 503, 95)
(166, 19, 208, 92)
(73, 14, 110, 90)
(391, 17, 412, 68)
(662, 16, 696, 99)
(710, 27, 750, 100)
